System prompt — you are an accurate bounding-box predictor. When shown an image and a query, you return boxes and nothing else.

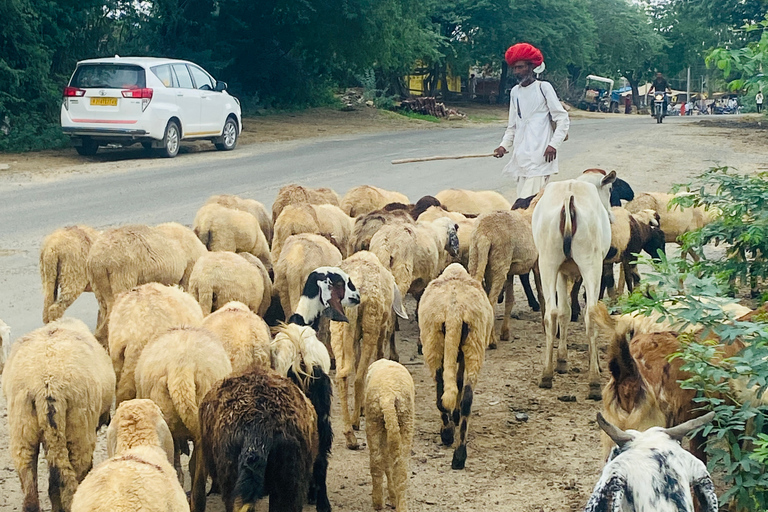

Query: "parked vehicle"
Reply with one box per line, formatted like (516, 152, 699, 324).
(578, 75, 615, 112)
(60, 57, 242, 157)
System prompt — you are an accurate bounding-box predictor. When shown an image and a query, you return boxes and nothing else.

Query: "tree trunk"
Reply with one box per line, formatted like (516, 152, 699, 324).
(440, 63, 449, 99)
(498, 61, 509, 104)
(625, 73, 640, 107)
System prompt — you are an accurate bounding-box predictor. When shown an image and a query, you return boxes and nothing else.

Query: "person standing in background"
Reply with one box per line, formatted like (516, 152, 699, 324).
(757, 90, 763, 113)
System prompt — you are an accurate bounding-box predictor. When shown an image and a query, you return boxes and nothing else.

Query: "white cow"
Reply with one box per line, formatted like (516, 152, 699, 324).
(532, 171, 615, 399)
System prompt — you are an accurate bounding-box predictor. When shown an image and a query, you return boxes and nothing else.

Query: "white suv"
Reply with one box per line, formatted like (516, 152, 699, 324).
(60, 57, 242, 157)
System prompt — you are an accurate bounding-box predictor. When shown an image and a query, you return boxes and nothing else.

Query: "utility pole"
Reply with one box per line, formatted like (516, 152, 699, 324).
(686, 66, 691, 104)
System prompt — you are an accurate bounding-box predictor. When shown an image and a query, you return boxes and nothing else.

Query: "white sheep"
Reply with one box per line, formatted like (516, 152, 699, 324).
(532, 171, 616, 399)
(193, 202, 271, 270)
(271, 183, 341, 223)
(108, 282, 204, 406)
(155, 221, 207, 289)
(349, 208, 415, 253)
(135, 326, 232, 484)
(584, 412, 718, 512)
(3, 317, 115, 512)
(188, 250, 271, 316)
(417, 205, 477, 267)
(202, 300, 272, 373)
(39, 225, 100, 323)
(73, 399, 186, 512)
(205, 193, 273, 243)
(330, 251, 407, 449)
(272, 202, 353, 261)
(418, 263, 494, 470)
(340, 185, 410, 217)
(626, 191, 715, 244)
(364, 359, 415, 512)
(434, 188, 511, 215)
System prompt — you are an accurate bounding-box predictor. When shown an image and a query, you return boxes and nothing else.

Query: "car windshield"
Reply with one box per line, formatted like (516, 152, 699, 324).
(70, 64, 146, 89)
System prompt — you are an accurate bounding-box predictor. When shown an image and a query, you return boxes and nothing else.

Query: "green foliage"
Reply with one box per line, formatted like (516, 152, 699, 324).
(617, 167, 768, 510)
(707, 17, 768, 94)
(395, 111, 441, 122)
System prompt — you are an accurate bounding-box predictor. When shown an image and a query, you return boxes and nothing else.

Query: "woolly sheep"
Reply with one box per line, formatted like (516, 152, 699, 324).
(205, 193, 273, 243)
(193, 202, 271, 270)
(40, 225, 99, 323)
(468, 208, 542, 347)
(270, 323, 334, 512)
(188, 251, 270, 316)
(195, 367, 319, 512)
(625, 191, 715, 245)
(330, 251, 406, 448)
(364, 359, 415, 512)
(350, 207, 414, 253)
(370, 223, 418, 307)
(272, 203, 353, 261)
(202, 300, 272, 374)
(340, 185, 410, 217)
(3, 318, 115, 512)
(86, 224, 188, 343)
(72, 399, 187, 512)
(108, 282, 204, 407)
(382, 195, 443, 220)
(272, 183, 341, 223)
(155, 221, 207, 289)
(532, 172, 616, 399)
(135, 326, 232, 485)
(585, 412, 718, 512)
(434, 189, 511, 215)
(417, 205, 477, 267)
(274, 234, 343, 320)
(418, 263, 494, 469)
(284, 266, 362, 329)
(410, 217, 460, 302)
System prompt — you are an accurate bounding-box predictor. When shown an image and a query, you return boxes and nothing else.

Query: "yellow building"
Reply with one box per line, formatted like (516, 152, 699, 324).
(405, 63, 463, 96)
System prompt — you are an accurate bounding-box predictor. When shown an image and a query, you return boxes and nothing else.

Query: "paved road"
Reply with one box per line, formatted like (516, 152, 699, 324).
(0, 114, 697, 340)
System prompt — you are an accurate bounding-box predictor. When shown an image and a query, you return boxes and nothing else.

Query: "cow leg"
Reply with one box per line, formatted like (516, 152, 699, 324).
(570, 277, 582, 322)
(538, 260, 560, 389)
(556, 272, 571, 374)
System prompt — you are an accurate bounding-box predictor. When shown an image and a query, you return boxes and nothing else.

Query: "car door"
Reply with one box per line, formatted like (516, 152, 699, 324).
(170, 63, 201, 136)
(188, 64, 223, 136)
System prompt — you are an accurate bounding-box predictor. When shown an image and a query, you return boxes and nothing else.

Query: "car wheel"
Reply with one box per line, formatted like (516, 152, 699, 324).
(158, 120, 180, 158)
(75, 138, 99, 156)
(215, 117, 238, 151)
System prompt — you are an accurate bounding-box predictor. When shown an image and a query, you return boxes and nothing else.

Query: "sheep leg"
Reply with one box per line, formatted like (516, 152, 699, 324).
(367, 411, 386, 510)
(601, 261, 617, 300)
(569, 277, 582, 322)
(520, 272, 540, 312)
(337, 371, 357, 449)
(191, 441, 208, 512)
(388, 320, 399, 362)
(556, 273, 571, 374)
(353, 341, 377, 433)
(500, 279, 515, 341)
(435, 368, 455, 446)
(451, 352, 465, 427)
(486, 273, 506, 348)
(17, 442, 40, 512)
(451, 383, 473, 470)
(538, 261, 560, 389)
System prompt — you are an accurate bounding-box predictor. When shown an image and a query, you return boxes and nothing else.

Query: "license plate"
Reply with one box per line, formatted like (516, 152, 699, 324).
(90, 97, 118, 106)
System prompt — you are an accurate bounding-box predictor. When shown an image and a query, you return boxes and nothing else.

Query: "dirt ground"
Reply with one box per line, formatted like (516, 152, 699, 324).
(1, 108, 768, 512)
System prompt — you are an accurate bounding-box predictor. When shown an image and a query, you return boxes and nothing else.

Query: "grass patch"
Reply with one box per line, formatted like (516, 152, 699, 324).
(394, 111, 441, 123)
(466, 114, 505, 122)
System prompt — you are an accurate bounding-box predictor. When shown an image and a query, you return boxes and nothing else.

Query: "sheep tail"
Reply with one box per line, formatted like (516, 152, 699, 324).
(40, 245, 60, 323)
(38, 393, 78, 509)
(167, 366, 199, 439)
(560, 195, 577, 259)
(381, 395, 403, 472)
(441, 316, 463, 411)
(468, 233, 490, 283)
(233, 432, 272, 511)
(194, 282, 214, 315)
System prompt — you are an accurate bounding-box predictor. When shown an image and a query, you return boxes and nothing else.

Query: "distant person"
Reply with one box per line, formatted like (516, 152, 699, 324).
(757, 91, 763, 113)
(493, 43, 569, 197)
(624, 94, 632, 114)
(649, 72, 671, 116)
(469, 73, 477, 99)
(729, 97, 739, 112)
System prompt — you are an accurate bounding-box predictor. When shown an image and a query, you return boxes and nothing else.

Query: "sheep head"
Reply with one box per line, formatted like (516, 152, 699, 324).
(292, 267, 360, 326)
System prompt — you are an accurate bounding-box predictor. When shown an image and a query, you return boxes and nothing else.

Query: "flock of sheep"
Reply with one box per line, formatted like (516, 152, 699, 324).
(0, 178, 731, 512)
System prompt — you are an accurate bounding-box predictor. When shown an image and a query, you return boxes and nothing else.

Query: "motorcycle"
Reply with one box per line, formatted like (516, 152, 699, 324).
(653, 93, 666, 123)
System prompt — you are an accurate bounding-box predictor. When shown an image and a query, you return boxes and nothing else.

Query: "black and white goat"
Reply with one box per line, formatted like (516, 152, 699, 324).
(584, 412, 718, 512)
(289, 266, 361, 329)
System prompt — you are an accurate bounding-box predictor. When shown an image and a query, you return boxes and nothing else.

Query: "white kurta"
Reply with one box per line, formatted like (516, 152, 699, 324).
(499, 80, 570, 181)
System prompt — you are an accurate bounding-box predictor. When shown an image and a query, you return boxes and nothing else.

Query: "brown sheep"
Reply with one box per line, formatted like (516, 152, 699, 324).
(193, 202, 271, 270)
(40, 225, 99, 323)
(205, 193, 273, 243)
(202, 301, 272, 374)
(273, 234, 343, 319)
(350, 208, 414, 253)
(3, 318, 115, 512)
(108, 282, 204, 406)
(381, 195, 443, 220)
(272, 203, 353, 261)
(340, 185, 410, 217)
(330, 251, 405, 449)
(434, 189, 511, 215)
(271, 183, 341, 223)
(188, 251, 271, 316)
(86, 224, 188, 343)
(194, 367, 319, 512)
(364, 359, 415, 512)
(468, 209, 542, 346)
(155, 221, 207, 289)
(418, 263, 493, 470)
(135, 326, 232, 484)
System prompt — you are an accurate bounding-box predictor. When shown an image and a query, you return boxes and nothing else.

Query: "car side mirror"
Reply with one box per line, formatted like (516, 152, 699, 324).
(215, 81, 227, 92)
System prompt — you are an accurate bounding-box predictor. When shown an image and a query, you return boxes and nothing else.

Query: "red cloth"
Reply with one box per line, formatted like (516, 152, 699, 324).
(505, 43, 543, 67)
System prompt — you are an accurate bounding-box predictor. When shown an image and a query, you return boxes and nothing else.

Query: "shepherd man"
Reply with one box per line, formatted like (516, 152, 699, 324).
(493, 43, 569, 198)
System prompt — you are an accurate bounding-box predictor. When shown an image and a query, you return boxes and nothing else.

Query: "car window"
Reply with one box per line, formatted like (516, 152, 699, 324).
(150, 64, 175, 88)
(189, 65, 214, 91)
(70, 64, 146, 89)
(172, 64, 194, 89)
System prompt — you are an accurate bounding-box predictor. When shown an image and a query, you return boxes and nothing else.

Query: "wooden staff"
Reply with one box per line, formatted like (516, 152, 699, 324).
(391, 153, 495, 165)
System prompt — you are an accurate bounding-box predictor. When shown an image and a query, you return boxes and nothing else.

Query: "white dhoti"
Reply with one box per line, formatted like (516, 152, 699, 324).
(516, 175, 550, 198)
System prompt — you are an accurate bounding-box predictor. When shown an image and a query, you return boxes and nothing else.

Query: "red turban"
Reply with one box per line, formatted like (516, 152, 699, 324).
(504, 43, 543, 67)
